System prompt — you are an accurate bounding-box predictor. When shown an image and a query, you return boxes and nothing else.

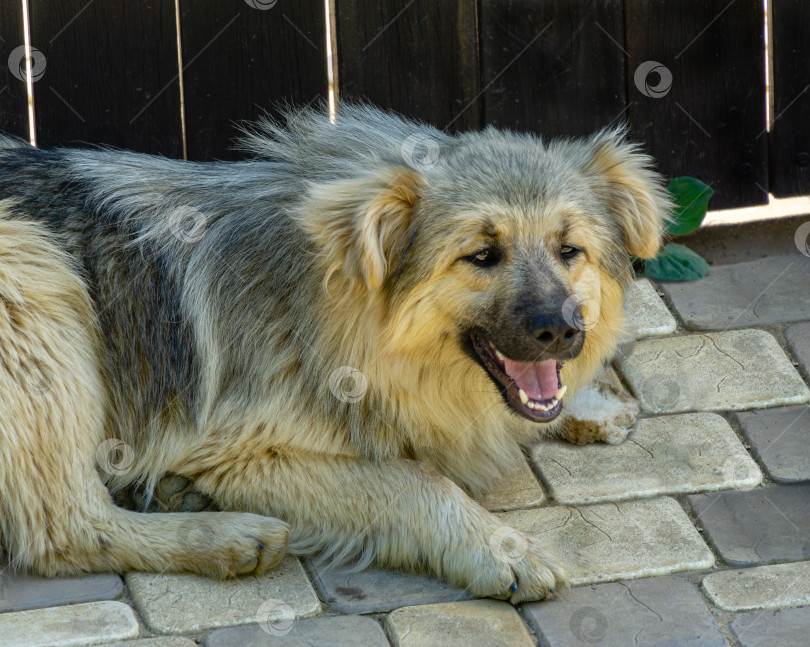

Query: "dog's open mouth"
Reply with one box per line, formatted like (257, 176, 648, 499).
(472, 331, 566, 423)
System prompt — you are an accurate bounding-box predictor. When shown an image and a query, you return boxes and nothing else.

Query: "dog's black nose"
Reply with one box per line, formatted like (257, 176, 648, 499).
(530, 311, 584, 357)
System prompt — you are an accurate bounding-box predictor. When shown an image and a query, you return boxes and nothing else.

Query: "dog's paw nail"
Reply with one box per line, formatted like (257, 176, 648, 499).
(258, 543, 264, 550)
(509, 582, 518, 593)
(548, 586, 555, 595)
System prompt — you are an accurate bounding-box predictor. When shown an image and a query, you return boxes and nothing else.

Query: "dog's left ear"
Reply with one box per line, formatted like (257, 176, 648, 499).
(585, 130, 673, 259)
(299, 166, 420, 290)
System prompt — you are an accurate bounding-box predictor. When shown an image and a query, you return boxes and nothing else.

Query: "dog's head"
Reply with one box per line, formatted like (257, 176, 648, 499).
(298, 121, 671, 425)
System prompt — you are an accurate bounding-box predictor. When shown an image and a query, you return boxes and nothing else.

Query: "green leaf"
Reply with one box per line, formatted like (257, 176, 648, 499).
(640, 242, 711, 282)
(666, 176, 714, 236)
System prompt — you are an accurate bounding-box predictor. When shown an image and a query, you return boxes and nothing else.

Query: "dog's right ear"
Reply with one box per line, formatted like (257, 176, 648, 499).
(298, 166, 420, 291)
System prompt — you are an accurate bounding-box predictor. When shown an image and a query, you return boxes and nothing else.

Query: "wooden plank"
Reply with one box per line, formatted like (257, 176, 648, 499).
(626, 0, 767, 209)
(180, 0, 327, 161)
(28, 0, 182, 156)
(480, 0, 626, 139)
(769, 0, 810, 198)
(336, 0, 480, 132)
(0, 2, 31, 139)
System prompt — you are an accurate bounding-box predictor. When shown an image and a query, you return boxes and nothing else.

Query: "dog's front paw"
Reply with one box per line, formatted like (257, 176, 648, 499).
(175, 512, 290, 578)
(467, 524, 568, 603)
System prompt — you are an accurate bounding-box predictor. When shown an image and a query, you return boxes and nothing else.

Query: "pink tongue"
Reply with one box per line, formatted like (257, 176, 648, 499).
(502, 358, 559, 400)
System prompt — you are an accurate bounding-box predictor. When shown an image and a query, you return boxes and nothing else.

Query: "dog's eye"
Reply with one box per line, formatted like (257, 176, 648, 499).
(467, 248, 500, 268)
(560, 245, 581, 261)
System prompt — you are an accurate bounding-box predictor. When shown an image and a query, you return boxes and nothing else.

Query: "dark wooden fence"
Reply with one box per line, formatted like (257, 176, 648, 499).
(1, 1, 808, 209)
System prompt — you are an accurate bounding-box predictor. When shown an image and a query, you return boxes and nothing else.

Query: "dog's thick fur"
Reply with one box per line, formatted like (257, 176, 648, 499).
(0, 106, 669, 602)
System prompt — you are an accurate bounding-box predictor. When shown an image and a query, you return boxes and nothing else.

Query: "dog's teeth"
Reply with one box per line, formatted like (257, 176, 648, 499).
(519, 389, 529, 405)
(555, 385, 567, 401)
(495, 349, 505, 361)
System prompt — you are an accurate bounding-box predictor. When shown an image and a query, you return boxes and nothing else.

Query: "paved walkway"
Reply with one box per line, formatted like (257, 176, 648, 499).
(2, 252, 810, 646)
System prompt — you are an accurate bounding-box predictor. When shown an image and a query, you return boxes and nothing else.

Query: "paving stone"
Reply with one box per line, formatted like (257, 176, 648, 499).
(0, 600, 139, 647)
(385, 600, 534, 647)
(0, 566, 122, 612)
(533, 412, 761, 505)
(617, 329, 810, 414)
(523, 576, 725, 647)
(307, 562, 473, 614)
(702, 561, 810, 611)
(204, 615, 389, 646)
(623, 278, 677, 338)
(663, 255, 810, 329)
(101, 639, 197, 647)
(688, 483, 810, 566)
(125, 556, 320, 634)
(736, 405, 810, 482)
(499, 496, 714, 585)
(786, 322, 810, 373)
(731, 606, 810, 647)
(477, 456, 545, 511)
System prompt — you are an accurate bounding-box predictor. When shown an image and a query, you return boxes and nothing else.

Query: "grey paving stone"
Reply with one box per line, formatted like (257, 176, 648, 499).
(731, 606, 810, 647)
(786, 322, 810, 373)
(477, 456, 546, 511)
(523, 576, 725, 647)
(204, 615, 389, 647)
(736, 405, 810, 482)
(385, 600, 534, 647)
(101, 639, 197, 647)
(623, 278, 677, 338)
(533, 412, 761, 505)
(663, 255, 810, 329)
(307, 562, 473, 614)
(0, 566, 122, 612)
(617, 329, 810, 414)
(702, 561, 810, 611)
(500, 497, 714, 585)
(126, 556, 320, 634)
(688, 483, 810, 566)
(0, 600, 139, 647)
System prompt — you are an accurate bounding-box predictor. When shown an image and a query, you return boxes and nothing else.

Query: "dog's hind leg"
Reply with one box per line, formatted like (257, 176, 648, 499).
(0, 215, 288, 577)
